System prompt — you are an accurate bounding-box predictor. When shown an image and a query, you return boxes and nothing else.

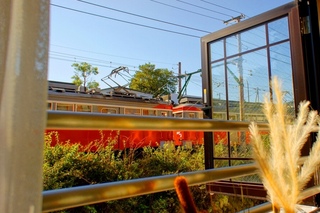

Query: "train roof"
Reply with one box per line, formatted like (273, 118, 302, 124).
(47, 81, 171, 107)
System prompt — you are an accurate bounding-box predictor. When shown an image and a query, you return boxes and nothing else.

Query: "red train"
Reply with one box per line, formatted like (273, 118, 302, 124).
(47, 81, 204, 150)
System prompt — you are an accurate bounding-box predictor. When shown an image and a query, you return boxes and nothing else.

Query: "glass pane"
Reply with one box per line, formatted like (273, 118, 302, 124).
(226, 49, 269, 121)
(124, 108, 141, 115)
(211, 61, 226, 102)
(270, 41, 295, 116)
(231, 159, 260, 183)
(230, 131, 252, 158)
(188, 113, 196, 119)
(212, 111, 227, 120)
(143, 109, 156, 116)
(76, 104, 91, 112)
(160, 111, 168, 117)
(101, 108, 117, 114)
(210, 39, 224, 62)
(213, 131, 228, 158)
(214, 159, 230, 168)
(226, 25, 266, 56)
(214, 131, 228, 144)
(174, 112, 183, 118)
(207, 14, 294, 166)
(268, 16, 289, 44)
(56, 103, 73, 111)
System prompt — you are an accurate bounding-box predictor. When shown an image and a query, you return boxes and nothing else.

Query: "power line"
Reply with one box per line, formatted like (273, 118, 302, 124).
(49, 50, 183, 74)
(150, 0, 224, 22)
(176, 0, 233, 18)
(50, 44, 179, 68)
(77, 0, 211, 34)
(51, 4, 202, 38)
(50, 52, 143, 71)
(199, 0, 245, 16)
(50, 56, 141, 73)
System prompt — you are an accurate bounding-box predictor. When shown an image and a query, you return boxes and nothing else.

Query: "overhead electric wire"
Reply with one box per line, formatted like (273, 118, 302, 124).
(199, 0, 245, 16)
(50, 50, 139, 69)
(77, 0, 211, 34)
(176, 0, 233, 18)
(51, 51, 114, 64)
(51, 4, 202, 38)
(49, 52, 141, 71)
(51, 44, 177, 66)
(150, 0, 224, 22)
(50, 56, 128, 70)
(50, 50, 185, 74)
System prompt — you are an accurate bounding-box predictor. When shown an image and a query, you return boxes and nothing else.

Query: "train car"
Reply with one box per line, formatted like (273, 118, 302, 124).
(46, 81, 269, 150)
(46, 81, 204, 150)
(171, 96, 204, 147)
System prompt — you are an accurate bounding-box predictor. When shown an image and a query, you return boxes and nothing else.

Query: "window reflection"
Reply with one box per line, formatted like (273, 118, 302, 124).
(56, 103, 73, 111)
(268, 17, 289, 44)
(226, 25, 266, 56)
(124, 108, 141, 115)
(211, 61, 226, 101)
(76, 104, 91, 112)
(210, 39, 224, 62)
(209, 16, 293, 123)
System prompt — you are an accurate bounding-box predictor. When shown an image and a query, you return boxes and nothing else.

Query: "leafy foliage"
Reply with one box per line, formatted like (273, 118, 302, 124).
(71, 62, 99, 91)
(129, 63, 177, 97)
(43, 132, 261, 212)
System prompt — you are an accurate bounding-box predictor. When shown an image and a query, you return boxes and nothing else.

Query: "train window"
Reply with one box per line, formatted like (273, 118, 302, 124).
(160, 111, 168, 117)
(174, 112, 183, 118)
(56, 103, 73, 111)
(47, 102, 52, 110)
(188, 113, 196, 119)
(76, 104, 92, 112)
(143, 109, 156, 116)
(101, 108, 117, 114)
(124, 108, 141, 115)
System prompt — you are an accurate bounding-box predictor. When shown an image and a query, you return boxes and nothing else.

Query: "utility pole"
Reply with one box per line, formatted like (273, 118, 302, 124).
(224, 14, 246, 147)
(224, 14, 245, 121)
(178, 62, 182, 93)
(238, 32, 245, 121)
(247, 80, 250, 102)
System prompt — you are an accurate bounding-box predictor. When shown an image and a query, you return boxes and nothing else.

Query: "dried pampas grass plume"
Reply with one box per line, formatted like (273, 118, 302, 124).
(249, 77, 320, 212)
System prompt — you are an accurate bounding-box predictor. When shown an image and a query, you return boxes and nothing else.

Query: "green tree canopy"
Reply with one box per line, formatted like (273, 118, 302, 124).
(129, 63, 177, 97)
(71, 62, 99, 91)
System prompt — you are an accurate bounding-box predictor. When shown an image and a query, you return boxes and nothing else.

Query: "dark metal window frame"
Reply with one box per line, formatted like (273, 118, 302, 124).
(201, 1, 306, 169)
(201, 1, 309, 199)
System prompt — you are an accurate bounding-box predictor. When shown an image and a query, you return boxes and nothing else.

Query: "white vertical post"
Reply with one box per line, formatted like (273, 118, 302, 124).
(0, 0, 50, 212)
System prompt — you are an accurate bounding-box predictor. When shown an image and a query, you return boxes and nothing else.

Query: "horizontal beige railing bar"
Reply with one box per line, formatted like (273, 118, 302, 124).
(239, 185, 320, 213)
(44, 111, 270, 212)
(44, 111, 320, 212)
(42, 163, 257, 212)
(47, 111, 269, 131)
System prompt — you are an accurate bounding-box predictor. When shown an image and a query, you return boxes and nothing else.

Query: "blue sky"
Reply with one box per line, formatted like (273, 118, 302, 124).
(49, 0, 293, 96)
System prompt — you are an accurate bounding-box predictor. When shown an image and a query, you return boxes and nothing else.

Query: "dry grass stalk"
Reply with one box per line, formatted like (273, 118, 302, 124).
(249, 77, 320, 212)
(174, 176, 198, 213)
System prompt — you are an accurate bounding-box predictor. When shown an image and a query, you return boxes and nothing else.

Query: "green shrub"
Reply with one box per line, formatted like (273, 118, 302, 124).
(43, 132, 260, 212)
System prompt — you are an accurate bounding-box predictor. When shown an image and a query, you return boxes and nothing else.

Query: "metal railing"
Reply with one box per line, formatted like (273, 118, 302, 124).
(43, 111, 320, 212)
(47, 110, 269, 131)
(43, 162, 257, 212)
(43, 111, 268, 212)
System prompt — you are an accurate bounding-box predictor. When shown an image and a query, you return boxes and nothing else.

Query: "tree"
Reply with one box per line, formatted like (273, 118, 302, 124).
(129, 63, 177, 97)
(71, 62, 99, 91)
